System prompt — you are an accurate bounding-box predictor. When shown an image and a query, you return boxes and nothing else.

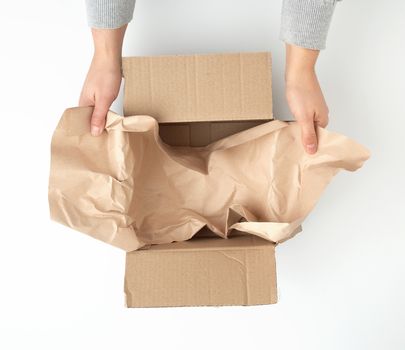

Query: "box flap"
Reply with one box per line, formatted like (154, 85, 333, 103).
(122, 52, 273, 123)
(124, 233, 277, 307)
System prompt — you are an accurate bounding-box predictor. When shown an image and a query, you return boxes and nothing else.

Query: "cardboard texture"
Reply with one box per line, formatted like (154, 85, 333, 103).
(48, 52, 370, 307)
(122, 52, 273, 122)
(125, 231, 277, 307)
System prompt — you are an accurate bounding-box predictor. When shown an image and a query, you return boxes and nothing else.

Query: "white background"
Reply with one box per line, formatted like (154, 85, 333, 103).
(0, 1, 404, 349)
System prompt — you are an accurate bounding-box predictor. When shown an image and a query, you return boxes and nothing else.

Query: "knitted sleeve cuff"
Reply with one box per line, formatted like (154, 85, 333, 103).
(280, 0, 341, 50)
(85, 0, 136, 29)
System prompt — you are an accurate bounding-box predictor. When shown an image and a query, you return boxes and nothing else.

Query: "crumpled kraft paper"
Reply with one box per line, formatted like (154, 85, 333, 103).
(48, 107, 370, 251)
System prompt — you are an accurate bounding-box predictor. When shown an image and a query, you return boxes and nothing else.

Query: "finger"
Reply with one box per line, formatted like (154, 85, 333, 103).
(78, 89, 94, 107)
(79, 95, 94, 107)
(299, 117, 318, 154)
(90, 99, 110, 136)
(315, 110, 329, 128)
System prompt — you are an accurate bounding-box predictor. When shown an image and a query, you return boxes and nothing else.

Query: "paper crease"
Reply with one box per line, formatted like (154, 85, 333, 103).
(48, 106, 370, 251)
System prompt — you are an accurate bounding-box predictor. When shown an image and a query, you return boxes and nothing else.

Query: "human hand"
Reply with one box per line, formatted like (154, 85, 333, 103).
(285, 44, 329, 154)
(79, 55, 122, 136)
(79, 26, 127, 136)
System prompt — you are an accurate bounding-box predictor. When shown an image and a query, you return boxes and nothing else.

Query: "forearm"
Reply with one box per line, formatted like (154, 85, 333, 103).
(280, 0, 341, 50)
(285, 44, 319, 81)
(91, 26, 127, 64)
(85, 0, 136, 29)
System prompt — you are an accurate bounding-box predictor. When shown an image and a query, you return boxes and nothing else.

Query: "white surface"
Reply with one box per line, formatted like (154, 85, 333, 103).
(0, 1, 404, 349)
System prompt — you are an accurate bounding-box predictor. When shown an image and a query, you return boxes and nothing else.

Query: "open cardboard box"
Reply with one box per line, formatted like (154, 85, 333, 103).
(122, 52, 278, 307)
(48, 51, 369, 307)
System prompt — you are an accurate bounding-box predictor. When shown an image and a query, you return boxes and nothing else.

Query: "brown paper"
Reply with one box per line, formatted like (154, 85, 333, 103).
(48, 106, 370, 251)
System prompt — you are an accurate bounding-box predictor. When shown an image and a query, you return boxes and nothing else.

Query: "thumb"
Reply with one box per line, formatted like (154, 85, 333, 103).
(300, 118, 318, 154)
(90, 100, 109, 136)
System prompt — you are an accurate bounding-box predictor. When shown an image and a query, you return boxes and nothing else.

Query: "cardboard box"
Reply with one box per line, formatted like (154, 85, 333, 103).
(122, 52, 277, 307)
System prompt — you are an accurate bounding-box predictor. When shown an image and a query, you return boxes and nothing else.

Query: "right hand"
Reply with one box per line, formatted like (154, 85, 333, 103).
(78, 26, 127, 136)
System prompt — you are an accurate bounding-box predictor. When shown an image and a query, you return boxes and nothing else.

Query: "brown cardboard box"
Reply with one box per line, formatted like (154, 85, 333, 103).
(122, 52, 277, 307)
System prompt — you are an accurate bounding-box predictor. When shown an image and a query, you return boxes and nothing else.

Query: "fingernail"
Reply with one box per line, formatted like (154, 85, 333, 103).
(91, 126, 101, 136)
(306, 143, 317, 154)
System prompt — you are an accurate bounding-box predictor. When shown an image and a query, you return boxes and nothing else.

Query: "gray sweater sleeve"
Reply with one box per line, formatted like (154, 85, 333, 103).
(85, 0, 136, 29)
(84, 0, 339, 50)
(280, 0, 341, 50)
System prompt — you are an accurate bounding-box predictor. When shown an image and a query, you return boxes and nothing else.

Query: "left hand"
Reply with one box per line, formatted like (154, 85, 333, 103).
(285, 44, 329, 154)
